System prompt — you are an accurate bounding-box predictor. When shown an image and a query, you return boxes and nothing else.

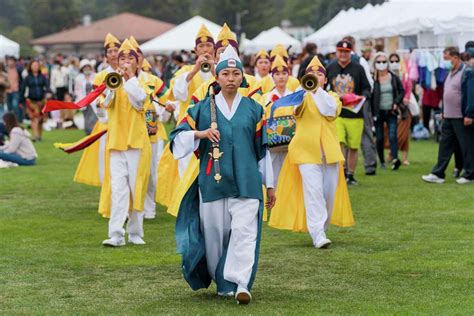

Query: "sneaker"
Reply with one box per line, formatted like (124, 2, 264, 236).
(365, 170, 376, 176)
(456, 177, 473, 184)
(452, 168, 461, 178)
(380, 163, 386, 170)
(144, 214, 156, 220)
(421, 174, 445, 184)
(217, 291, 235, 297)
(128, 234, 146, 245)
(102, 236, 126, 247)
(392, 159, 401, 171)
(346, 175, 359, 186)
(235, 286, 251, 305)
(314, 234, 332, 249)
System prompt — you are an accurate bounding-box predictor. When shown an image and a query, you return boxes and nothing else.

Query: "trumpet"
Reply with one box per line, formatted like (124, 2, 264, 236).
(201, 61, 211, 73)
(300, 73, 319, 92)
(104, 72, 123, 90)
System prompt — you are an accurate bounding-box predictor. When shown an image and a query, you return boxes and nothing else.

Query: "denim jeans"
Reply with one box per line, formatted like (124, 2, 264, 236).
(0, 151, 36, 166)
(375, 110, 398, 163)
(7, 92, 22, 122)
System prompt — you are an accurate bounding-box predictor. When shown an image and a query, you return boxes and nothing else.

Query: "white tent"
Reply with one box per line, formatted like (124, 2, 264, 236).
(304, 0, 474, 50)
(141, 16, 222, 54)
(0, 35, 20, 58)
(244, 27, 302, 54)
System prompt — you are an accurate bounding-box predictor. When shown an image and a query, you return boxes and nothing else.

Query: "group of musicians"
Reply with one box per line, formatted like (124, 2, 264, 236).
(51, 23, 355, 305)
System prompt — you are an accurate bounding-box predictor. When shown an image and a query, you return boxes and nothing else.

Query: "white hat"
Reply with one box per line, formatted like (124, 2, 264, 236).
(79, 59, 92, 70)
(216, 45, 242, 74)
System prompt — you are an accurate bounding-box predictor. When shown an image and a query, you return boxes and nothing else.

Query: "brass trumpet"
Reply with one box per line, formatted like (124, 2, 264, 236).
(104, 72, 123, 90)
(201, 62, 211, 73)
(300, 73, 319, 92)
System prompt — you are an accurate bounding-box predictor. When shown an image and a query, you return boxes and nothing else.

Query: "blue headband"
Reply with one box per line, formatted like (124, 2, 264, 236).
(216, 58, 243, 75)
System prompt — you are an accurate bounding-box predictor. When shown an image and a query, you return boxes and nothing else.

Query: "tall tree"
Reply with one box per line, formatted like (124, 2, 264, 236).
(29, 0, 79, 37)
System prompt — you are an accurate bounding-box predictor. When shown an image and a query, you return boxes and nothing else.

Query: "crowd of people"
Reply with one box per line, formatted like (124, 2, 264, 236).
(0, 21, 473, 304)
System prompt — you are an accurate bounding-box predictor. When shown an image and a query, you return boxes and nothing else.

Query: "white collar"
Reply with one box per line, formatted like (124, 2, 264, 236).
(267, 87, 291, 102)
(105, 65, 114, 74)
(215, 92, 242, 120)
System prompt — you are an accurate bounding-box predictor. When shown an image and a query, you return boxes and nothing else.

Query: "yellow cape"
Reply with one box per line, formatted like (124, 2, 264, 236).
(269, 158, 355, 231)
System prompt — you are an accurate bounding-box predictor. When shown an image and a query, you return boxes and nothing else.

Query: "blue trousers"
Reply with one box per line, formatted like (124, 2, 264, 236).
(0, 151, 35, 166)
(375, 110, 398, 163)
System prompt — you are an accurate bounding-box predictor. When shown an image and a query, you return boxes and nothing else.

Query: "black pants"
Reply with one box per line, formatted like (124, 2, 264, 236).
(462, 124, 474, 180)
(422, 105, 439, 131)
(431, 118, 469, 179)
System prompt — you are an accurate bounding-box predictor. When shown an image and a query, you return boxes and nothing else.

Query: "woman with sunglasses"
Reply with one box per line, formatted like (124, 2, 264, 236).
(371, 52, 405, 170)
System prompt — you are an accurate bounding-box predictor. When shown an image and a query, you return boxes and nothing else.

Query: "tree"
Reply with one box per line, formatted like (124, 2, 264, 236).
(29, 0, 79, 37)
(9, 26, 35, 57)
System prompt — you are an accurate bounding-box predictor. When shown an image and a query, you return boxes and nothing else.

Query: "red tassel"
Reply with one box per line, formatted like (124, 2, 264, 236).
(205, 158, 213, 176)
(43, 83, 107, 113)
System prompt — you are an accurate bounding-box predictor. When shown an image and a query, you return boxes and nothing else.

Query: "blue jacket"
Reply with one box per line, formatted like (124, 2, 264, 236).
(461, 64, 474, 118)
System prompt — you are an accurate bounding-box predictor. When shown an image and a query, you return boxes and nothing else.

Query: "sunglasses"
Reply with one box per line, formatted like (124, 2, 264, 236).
(376, 61, 387, 64)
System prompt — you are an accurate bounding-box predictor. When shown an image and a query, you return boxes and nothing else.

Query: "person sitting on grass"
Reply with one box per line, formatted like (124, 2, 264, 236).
(0, 112, 37, 166)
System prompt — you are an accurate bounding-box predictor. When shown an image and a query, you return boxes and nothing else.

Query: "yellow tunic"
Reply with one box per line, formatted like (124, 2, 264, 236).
(269, 91, 355, 231)
(73, 69, 110, 187)
(98, 79, 152, 218)
(259, 75, 300, 94)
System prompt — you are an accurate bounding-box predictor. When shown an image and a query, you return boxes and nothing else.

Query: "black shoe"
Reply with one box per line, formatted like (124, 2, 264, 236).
(346, 175, 359, 186)
(392, 159, 401, 170)
(365, 170, 376, 176)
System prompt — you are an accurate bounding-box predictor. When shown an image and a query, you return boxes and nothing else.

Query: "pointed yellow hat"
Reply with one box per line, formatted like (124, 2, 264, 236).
(270, 44, 289, 61)
(305, 56, 326, 75)
(104, 32, 121, 49)
(142, 58, 152, 72)
(216, 23, 238, 51)
(255, 49, 270, 62)
(128, 36, 142, 54)
(271, 55, 289, 73)
(195, 24, 215, 46)
(118, 39, 139, 59)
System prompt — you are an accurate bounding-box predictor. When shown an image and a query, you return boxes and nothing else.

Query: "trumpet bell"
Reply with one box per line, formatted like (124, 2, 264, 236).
(201, 62, 211, 73)
(105, 72, 122, 90)
(300, 73, 318, 92)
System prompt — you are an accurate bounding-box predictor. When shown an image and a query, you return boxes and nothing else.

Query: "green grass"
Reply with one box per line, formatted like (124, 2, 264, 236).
(1, 129, 473, 315)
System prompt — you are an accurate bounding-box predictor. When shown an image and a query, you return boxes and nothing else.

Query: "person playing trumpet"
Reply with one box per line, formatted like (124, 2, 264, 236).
(100, 39, 152, 247)
(269, 56, 355, 249)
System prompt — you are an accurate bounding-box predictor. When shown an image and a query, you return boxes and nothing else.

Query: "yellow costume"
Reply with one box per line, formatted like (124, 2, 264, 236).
(269, 56, 354, 239)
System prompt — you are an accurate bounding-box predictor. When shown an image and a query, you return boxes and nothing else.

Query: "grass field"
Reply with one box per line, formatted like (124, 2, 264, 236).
(0, 129, 473, 315)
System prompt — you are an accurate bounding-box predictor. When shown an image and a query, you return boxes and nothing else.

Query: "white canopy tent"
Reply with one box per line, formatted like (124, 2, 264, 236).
(141, 16, 222, 54)
(0, 35, 20, 58)
(243, 27, 302, 54)
(304, 0, 474, 50)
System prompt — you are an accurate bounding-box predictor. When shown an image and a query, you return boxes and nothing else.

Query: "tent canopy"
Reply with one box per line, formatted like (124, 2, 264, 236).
(141, 16, 222, 54)
(304, 0, 474, 48)
(0, 35, 20, 58)
(244, 26, 302, 54)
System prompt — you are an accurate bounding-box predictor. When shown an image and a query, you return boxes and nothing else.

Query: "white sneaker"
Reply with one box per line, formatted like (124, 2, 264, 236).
(102, 236, 125, 247)
(128, 234, 146, 245)
(217, 291, 235, 297)
(456, 177, 473, 184)
(422, 174, 445, 184)
(144, 214, 156, 220)
(235, 286, 251, 305)
(314, 232, 332, 249)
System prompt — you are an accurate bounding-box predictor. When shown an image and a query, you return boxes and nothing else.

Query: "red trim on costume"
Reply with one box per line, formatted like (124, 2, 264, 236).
(191, 95, 200, 105)
(155, 83, 165, 96)
(43, 83, 107, 113)
(255, 130, 262, 138)
(248, 87, 262, 98)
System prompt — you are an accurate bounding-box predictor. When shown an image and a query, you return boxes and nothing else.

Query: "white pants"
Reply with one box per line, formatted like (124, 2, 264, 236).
(299, 163, 339, 244)
(199, 194, 259, 289)
(98, 133, 107, 183)
(109, 149, 144, 238)
(270, 150, 287, 188)
(178, 152, 193, 178)
(144, 140, 164, 218)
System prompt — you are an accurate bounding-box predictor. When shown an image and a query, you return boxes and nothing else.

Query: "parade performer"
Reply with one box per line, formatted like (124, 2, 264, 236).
(130, 37, 172, 219)
(269, 56, 355, 249)
(170, 45, 275, 304)
(73, 33, 120, 187)
(99, 39, 152, 246)
(263, 55, 294, 184)
(155, 24, 216, 207)
(258, 44, 300, 94)
(254, 49, 271, 81)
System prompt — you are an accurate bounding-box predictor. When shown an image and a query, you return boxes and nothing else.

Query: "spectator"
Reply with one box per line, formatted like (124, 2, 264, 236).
(20, 60, 49, 142)
(422, 47, 471, 184)
(386, 53, 413, 165)
(371, 52, 404, 170)
(0, 112, 37, 166)
(6, 56, 23, 122)
(326, 40, 371, 185)
(74, 59, 96, 134)
(342, 35, 377, 176)
(50, 58, 69, 101)
(0, 62, 9, 117)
